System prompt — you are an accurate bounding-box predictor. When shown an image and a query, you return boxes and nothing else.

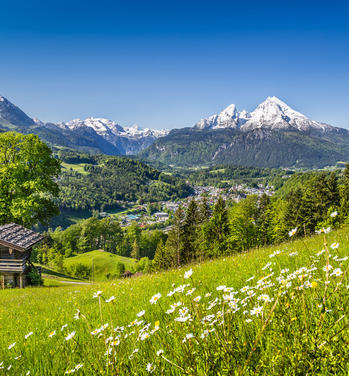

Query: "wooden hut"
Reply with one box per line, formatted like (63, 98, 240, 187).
(0, 223, 44, 289)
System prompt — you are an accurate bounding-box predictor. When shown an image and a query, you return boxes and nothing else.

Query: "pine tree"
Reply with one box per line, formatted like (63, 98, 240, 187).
(131, 239, 140, 260)
(257, 194, 273, 246)
(206, 196, 230, 257)
(152, 240, 174, 270)
(165, 205, 185, 266)
(182, 199, 199, 263)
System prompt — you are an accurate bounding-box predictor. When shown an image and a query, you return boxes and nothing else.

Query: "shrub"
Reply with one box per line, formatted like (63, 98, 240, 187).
(65, 263, 91, 280)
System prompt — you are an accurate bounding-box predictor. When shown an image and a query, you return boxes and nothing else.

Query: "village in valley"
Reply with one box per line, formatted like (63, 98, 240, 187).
(102, 183, 275, 229)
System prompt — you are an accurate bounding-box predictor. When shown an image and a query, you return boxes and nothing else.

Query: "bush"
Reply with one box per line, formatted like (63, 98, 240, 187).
(115, 262, 125, 277)
(27, 269, 43, 286)
(65, 263, 91, 280)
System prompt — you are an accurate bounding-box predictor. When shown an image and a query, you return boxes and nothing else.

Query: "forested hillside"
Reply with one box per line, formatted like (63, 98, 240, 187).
(140, 127, 349, 168)
(56, 151, 193, 213)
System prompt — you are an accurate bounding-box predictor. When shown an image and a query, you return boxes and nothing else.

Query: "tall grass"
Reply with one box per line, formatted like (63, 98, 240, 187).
(0, 227, 348, 375)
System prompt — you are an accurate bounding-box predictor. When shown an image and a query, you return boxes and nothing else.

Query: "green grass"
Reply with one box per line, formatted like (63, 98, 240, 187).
(61, 162, 89, 175)
(0, 228, 348, 375)
(64, 250, 135, 281)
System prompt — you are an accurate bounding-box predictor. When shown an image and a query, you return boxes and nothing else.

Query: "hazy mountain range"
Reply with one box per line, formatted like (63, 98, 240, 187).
(1, 95, 348, 168)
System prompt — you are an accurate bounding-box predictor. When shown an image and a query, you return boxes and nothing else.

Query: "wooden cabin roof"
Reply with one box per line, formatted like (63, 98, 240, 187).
(0, 223, 44, 252)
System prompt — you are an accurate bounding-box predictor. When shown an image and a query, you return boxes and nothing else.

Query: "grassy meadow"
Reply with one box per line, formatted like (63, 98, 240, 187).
(0, 228, 348, 375)
(63, 250, 135, 281)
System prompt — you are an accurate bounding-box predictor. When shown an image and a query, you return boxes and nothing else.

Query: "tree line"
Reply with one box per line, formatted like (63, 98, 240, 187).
(152, 169, 347, 270)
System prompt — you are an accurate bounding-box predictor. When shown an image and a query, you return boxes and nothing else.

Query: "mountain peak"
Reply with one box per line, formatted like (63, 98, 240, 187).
(194, 97, 333, 132)
(0, 95, 35, 127)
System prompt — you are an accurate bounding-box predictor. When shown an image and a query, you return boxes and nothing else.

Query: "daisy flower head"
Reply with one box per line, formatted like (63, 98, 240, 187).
(137, 310, 145, 317)
(323, 264, 333, 272)
(149, 293, 161, 304)
(184, 268, 193, 279)
(330, 243, 339, 250)
(49, 330, 56, 338)
(8, 342, 16, 350)
(331, 268, 343, 277)
(24, 332, 33, 339)
(146, 363, 156, 373)
(93, 291, 102, 299)
(65, 331, 76, 341)
(330, 211, 338, 218)
(106, 296, 115, 303)
(288, 227, 297, 237)
(156, 349, 164, 356)
(250, 306, 263, 316)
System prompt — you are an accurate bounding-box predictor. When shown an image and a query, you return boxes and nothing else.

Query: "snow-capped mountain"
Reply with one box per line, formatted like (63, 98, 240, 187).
(56, 117, 169, 154)
(194, 96, 334, 132)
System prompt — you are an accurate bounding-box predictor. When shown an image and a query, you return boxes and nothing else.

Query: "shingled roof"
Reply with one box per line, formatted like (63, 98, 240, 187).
(0, 223, 44, 251)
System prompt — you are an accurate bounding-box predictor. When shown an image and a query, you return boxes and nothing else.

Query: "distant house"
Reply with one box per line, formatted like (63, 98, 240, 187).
(154, 212, 169, 222)
(0, 224, 44, 289)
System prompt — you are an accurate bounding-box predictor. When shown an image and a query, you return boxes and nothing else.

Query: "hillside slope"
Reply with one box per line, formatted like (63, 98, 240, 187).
(0, 227, 347, 374)
(140, 127, 349, 168)
(64, 250, 135, 281)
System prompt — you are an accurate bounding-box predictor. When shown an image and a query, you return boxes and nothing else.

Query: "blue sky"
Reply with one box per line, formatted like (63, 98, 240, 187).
(1, 0, 348, 129)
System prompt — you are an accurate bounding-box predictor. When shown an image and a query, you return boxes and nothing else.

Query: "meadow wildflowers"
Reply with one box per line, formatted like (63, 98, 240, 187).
(0, 224, 348, 375)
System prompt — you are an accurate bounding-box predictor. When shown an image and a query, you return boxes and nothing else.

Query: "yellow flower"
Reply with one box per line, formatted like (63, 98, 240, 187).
(311, 281, 318, 288)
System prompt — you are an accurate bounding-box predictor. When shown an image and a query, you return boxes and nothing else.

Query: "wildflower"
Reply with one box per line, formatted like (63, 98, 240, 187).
(311, 281, 318, 288)
(258, 294, 271, 303)
(193, 296, 201, 302)
(183, 333, 195, 343)
(137, 310, 145, 317)
(246, 276, 255, 282)
(156, 349, 164, 356)
(245, 319, 252, 323)
(140, 332, 150, 341)
(146, 363, 156, 373)
(323, 265, 333, 272)
(93, 291, 102, 298)
(8, 342, 16, 350)
(289, 252, 298, 257)
(175, 315, 191, 322)
(106, 296, 115, 303)
(331, 268, 343, 277)
(200, 330, 210, 339)
(186, 288, 196, 295)
(330, 211, 338, 217)
(74, 309, 80, 320)
(184, 269, 193, 279)
(205, 292, 212, 297)
(330, 243, 339, 250)
(49, 330, 56, 338)
(24, 332, 33, 339)
(216, 285, 226, 291)
(250, 306, 263, 316)
(61, 324, 68, 331)
(262, 262, 272, 270)
(65, 331, 76, 341)
(288, 227, 297, 237)
(150, 293, 161, 304)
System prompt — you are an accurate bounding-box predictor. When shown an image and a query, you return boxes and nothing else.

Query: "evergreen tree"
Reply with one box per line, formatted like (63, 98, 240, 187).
(152, 240, 174, 271)
(182, 199, 199, 263)
(131, 239, 141, 260)
(165, 205, 185, 266)
(257, 194, 273, 246)
(205, 196, 230, 257)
